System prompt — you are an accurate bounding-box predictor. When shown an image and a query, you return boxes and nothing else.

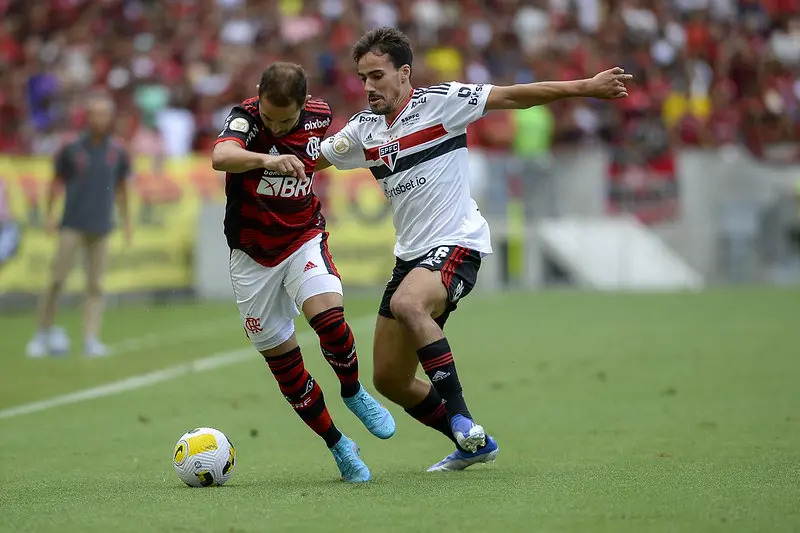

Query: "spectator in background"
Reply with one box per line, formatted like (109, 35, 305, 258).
(130, 117, 166, 176)
(706, 79, 742, 146)
(0, 0, 798, 164)
(26, 92, 132, 358)
(512, 102, 556, 220)
(466, 83, 516, 222)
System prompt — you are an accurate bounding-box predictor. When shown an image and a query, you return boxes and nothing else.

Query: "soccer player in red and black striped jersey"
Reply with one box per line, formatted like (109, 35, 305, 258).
(211, 63, 395, 483)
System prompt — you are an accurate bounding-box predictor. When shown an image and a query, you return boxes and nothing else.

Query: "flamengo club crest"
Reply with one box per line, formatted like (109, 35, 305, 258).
(244, 316, 263, 334)
(378, 141, 400, 170)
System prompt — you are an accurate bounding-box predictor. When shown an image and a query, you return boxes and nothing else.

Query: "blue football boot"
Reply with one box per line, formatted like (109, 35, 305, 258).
(450, 414, 486, 452)
(342, 385, 396, 439)
(330, 435, 371, 483)
(426, 436, 500, 472)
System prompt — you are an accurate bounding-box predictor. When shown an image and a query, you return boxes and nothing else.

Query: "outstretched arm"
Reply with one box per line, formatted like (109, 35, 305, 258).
(315, 154, 333, 172)
(485, 67, 632, 111)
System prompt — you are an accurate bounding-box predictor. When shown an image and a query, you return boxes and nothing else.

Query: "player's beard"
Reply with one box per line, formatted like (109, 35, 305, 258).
(367, 93, 392, 115)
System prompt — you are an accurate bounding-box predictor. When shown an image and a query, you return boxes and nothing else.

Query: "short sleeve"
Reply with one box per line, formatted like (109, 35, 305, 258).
(215, 107, 260, 149)
(441, 82, 494, 132)
(320, 120, 368, 170)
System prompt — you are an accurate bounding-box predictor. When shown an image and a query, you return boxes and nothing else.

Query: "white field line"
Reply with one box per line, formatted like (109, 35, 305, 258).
(110, 318, 234, 355)
(0, 315, 374, 421)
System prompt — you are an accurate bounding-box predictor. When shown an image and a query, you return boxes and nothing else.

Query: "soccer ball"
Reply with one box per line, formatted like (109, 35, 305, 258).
(172, 427, 236, 487)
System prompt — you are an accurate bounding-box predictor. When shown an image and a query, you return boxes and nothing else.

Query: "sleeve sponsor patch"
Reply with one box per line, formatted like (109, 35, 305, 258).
(229, 117, 250, 133)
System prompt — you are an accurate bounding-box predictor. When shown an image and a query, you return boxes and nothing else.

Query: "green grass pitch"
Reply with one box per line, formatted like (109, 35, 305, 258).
(0, 288, 798, 532)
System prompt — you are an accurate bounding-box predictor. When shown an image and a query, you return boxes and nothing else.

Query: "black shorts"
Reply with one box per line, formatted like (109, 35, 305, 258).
(378, 245, 481, 324)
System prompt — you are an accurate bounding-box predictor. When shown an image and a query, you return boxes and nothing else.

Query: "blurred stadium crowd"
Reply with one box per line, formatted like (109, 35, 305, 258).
(0, 0, 798, 161)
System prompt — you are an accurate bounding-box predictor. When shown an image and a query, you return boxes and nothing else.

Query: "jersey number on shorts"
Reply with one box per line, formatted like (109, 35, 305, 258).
(419, 246, 450, 267)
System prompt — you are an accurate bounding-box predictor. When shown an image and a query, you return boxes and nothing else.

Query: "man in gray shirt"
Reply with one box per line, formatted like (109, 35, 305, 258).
(26, 92, 132, 358)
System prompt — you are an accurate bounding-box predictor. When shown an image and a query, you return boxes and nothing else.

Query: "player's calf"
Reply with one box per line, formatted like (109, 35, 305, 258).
(308, 306, 360, 397)
(416, 337, 491, 451)
(417, 336, 473, 419)
(264, 346, 342, 448)
(389, 272, 484, 443)
(310, 306, 396, 439)
(266, 345, 372, 481)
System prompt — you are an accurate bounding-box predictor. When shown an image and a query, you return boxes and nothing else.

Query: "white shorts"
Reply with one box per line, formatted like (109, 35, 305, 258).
(229, 233, 342, 351)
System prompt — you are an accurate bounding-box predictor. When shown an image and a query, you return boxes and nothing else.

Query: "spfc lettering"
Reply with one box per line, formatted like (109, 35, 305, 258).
(401, 112, 420, 125)
(379, 142, 400, 170)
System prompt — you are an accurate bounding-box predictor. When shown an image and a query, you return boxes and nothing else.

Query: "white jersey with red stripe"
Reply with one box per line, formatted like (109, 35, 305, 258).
(320, 82, 494, 261)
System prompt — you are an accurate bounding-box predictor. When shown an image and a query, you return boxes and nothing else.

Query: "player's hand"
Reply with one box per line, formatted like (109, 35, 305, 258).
(263, 154, 308, 180)
(587, 67, 633, 99)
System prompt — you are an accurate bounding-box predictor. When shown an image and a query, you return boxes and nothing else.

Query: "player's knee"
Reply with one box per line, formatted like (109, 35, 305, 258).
(389, 294, 424, 325)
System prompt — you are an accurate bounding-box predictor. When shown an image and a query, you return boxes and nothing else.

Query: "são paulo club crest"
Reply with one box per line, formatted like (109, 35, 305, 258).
(378, 141, 400, 171)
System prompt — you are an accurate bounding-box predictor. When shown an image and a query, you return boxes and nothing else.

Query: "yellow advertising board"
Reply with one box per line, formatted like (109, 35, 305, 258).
(314, 168, 396, 287)
(0, 156, 395, 294)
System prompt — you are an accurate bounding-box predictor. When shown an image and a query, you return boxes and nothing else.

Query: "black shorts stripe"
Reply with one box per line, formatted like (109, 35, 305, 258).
(319, 232, 340, 277)
(442, 247, 467, 288)
(369, 134, 467, 180)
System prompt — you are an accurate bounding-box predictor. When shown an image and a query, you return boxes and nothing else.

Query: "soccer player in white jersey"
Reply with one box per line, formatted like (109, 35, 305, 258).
(316, 27, 632, 471)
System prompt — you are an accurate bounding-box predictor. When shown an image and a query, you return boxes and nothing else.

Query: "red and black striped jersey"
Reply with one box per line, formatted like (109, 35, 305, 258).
(215, 96, 332, 267)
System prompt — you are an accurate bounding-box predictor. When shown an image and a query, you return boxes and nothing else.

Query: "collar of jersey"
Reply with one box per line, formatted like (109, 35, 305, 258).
(80, 131, 110, 146)
(385, 89, 415, 128)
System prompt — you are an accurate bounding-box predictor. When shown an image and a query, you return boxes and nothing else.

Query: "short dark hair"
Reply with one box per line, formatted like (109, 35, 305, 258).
(352, 27, 413, 70)
(258, 62, 307, 108)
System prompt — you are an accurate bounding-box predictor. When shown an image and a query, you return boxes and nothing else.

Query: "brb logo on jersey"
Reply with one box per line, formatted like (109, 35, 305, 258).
(379, 141, 400, 170)
(257, 174, 313, 198)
